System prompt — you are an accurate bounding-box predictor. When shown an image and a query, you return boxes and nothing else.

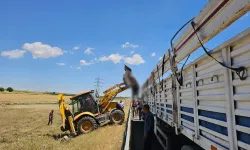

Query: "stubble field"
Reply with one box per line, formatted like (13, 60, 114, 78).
(0, 92, 130, 150)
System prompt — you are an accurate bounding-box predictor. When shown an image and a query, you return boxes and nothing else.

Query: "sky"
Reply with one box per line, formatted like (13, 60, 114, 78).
(0, 0, 249, 97)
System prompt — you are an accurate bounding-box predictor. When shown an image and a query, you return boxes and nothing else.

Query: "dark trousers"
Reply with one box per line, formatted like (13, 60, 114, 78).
(48, 118, 53, 125)
(138, 108, 142, 120)
(143, 132, 154, 150)
(132, 107, 136, 117)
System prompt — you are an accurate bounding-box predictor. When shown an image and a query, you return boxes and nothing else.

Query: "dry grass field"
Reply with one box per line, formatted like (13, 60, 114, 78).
(0, 92, 130, 150)
(0, 91, 72, 104)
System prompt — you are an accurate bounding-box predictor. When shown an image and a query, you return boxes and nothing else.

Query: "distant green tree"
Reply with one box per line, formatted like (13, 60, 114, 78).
(0, 87, 4, 92)
(6, 87, 14, 92)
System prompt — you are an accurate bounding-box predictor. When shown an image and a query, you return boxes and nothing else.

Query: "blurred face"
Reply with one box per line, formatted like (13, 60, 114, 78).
(143, 107, 148, 113)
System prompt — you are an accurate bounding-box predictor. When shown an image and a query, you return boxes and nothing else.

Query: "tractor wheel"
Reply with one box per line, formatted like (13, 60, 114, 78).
(110, 109, 125, 125)
(77, 116, 98, 134)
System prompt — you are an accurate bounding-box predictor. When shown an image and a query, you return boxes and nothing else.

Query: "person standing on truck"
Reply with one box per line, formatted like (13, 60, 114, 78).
(132, 100, 137, 117)
(137, 101, 143, 120)
(143, 104, 155, 150)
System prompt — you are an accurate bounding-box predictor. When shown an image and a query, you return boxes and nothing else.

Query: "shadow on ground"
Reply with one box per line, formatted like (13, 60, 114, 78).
(45, 133, 74, 142)
(130, 121, 163, 150)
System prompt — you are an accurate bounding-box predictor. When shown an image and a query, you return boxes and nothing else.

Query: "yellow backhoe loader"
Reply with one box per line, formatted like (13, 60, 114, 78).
(58, 67, 134, 135)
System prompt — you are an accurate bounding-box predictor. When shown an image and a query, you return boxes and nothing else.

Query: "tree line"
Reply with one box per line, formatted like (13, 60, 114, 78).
(0, 87, 14, 92)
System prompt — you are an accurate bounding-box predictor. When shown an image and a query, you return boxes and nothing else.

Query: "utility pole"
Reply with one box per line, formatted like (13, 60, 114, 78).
(94, 77, 103, 96)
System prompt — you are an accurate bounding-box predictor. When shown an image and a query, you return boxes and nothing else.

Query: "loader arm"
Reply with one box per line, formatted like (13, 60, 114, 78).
(99, 83, 128, 113)
(58, 94, 76, 135)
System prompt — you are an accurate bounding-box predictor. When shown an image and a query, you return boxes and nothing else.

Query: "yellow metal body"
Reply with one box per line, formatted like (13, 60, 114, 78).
(104, 101, 119, 112)
(58, 94, 76, 135)
(74, 112, 97, 121)
(58, 82, 129, 135)
(99, 83, 128, 113)
(71, 90, 92, 100)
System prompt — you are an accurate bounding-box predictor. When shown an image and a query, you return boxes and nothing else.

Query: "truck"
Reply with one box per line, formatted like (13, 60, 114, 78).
(139, 0, 250, 150)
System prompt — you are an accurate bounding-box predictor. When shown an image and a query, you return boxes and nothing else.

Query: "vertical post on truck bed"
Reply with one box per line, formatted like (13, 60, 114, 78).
(222, 47, 238, 150)
(170, 51, 180, 134)
(192, 64, 200, 140)
(175, 74, 181, 134)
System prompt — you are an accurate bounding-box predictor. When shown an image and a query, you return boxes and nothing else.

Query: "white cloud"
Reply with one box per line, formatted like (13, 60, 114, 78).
(151, 52, 156, 57)
(22, 42, 64, 58)
(84, 47, 94, 55)
(159, 57, 162, 60)
(76, 67, 81, 70)
(80, 60, 92, 66)
(124, 54, 145, 65)
(1, 49, 26, 59)
(56, 63, 65, 66)
(121, 42, 138, 49)
(99, 53, 123, 64)
(131, 51, 135, 54)
(73, 46, 80, 50)
(64, 50, 74, 54)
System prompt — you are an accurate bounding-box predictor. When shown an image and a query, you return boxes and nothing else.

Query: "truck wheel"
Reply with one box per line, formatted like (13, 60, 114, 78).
(110, 109, 125, 125)
(77, 116, 98, 134)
